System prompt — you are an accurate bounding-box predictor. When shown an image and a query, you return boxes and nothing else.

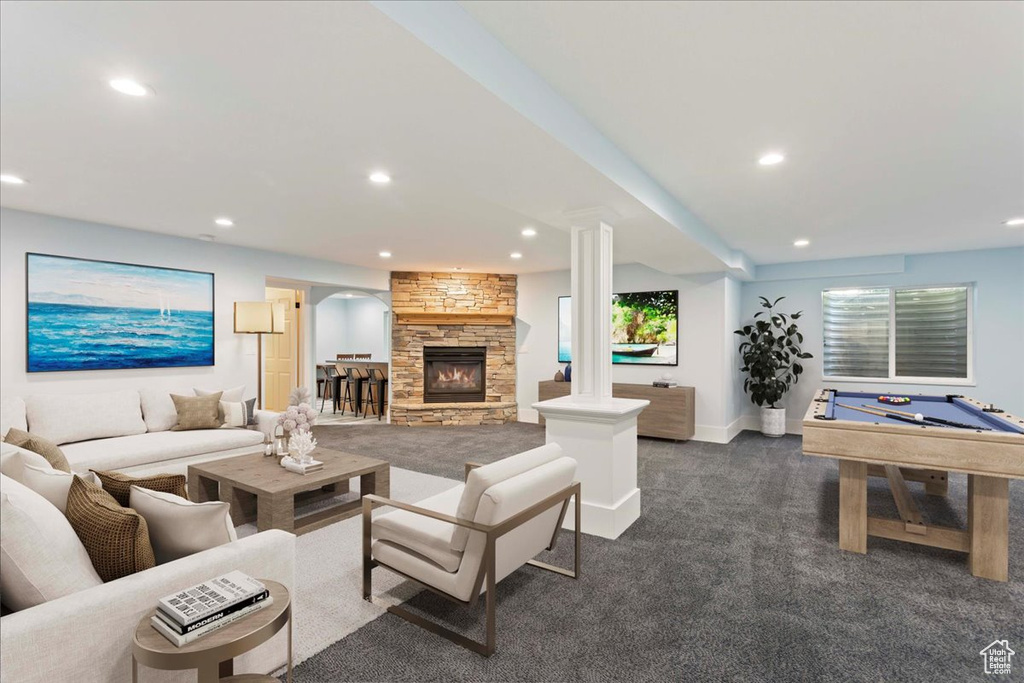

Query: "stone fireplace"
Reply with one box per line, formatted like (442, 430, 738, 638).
(423, 347, 486, 403)
(390, 272, 517, 426)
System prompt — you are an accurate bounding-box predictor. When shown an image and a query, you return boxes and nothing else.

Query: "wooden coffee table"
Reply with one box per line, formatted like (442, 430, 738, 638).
(188, 449, 390, 536)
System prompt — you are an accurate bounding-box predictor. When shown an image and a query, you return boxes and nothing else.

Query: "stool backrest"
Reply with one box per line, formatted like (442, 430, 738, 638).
(337, 353, 355, 360)
(334, 363, 348, 377)
(355, 353, 372, 360)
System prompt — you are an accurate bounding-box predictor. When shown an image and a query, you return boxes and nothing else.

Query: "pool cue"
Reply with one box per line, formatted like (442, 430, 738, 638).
(836, 403, 934, 426)
(860, 404, 990, 431)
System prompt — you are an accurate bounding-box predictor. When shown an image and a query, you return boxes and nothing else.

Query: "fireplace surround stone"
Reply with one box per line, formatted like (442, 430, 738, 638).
(390, 272, 517, 426)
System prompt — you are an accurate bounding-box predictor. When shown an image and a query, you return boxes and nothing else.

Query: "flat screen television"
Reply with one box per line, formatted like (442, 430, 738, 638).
(558, 290, 678, 366)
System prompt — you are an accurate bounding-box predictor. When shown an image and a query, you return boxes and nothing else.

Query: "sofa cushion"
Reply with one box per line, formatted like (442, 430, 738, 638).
(0, 474, 103, 610)
(60, 428, 265, 473)
(221, 398, 258, 428)
(24, 390, 146, 445)
(171, 393, 223, 431)
(139, 388, 179, 433)
(20, 463, 98, 513)
(65, 476, 155, 582)
(1, 396, 27, 438)
(130, 486, 237, 564)
(0, 443, 52, 483)
(3, 428, 71, 472)
(195, 385, 245, 402)
(374, 486, 464, 572)
(91, 470, 187, 507)
(451, 443, 564, 551)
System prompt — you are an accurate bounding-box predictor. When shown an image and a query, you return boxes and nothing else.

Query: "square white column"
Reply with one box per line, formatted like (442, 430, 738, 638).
(534, 219, 648, 539)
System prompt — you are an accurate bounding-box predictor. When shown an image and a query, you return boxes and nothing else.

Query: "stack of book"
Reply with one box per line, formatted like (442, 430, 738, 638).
(652, 380, 678, 388)
(152, 571, 271, 647)
(280, 456, 323, 475)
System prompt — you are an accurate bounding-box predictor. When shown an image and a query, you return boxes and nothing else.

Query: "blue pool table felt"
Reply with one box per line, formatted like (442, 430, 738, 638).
(821, 391, 1024, 434)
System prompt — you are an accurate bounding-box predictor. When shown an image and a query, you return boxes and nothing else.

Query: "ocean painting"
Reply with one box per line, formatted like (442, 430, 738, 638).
(558, 290, 678, 366)
(27, 254, 214, 372)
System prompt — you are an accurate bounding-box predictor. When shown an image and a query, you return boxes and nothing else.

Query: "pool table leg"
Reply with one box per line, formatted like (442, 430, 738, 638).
(839, 460, 868, 554)
(968, 475, 1009, 582)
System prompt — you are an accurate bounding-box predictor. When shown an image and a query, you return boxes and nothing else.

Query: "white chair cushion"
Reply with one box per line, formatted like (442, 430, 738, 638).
(129, 486, 237, 564)
(61, 429, 264, 473)
(451, 443, 563, 551)
(0, 474, 102, 611)
(1, 396, 27, 437)
(19, 463, 97, 513)
(194, 385, 245, 403)
(373, 487, 463, 572)
(0, 443, 52, 484)
(139, 388, 179, 433)
(24, 390, 146, 445)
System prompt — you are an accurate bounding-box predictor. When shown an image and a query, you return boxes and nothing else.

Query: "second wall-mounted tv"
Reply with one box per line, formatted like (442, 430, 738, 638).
(558, 290, 678, 366)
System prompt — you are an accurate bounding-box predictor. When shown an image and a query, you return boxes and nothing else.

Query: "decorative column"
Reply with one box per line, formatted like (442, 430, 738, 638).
(533, 218, 648, 540)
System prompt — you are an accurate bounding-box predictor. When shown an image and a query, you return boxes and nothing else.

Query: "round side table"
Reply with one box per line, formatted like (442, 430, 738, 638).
(132, 579, 292, 683)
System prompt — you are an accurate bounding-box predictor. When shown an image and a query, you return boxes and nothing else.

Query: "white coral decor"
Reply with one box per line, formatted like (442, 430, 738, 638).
(288, 430, 317, 464)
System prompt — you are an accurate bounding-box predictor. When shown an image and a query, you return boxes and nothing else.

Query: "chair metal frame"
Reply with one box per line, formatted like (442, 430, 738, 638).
(362, 462, 581, 656)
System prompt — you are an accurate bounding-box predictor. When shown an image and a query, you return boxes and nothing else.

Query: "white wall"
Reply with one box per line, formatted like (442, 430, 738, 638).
(738, 247, 1024, 433)
(315, 296, 389, 362)
(516, 263, 744, 442)
(1, 208, 389, 402)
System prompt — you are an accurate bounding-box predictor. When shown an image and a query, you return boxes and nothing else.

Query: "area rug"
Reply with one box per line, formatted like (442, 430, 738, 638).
(235, 466, 460, 668)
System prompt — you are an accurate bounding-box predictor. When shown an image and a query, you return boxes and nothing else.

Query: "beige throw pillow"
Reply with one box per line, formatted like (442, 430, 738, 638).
(91, 469, 188, 508)
(3, 428, 71, 472)
(170, 392, 223, 431)
(0, 474, 103, 611)
(129, 486, 237, 564)
(64, 476, 155, 582)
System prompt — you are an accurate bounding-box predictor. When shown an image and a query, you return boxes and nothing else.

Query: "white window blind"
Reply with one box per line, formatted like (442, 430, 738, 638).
(822, 285, 972, 382)
(822, 288, 890, 378)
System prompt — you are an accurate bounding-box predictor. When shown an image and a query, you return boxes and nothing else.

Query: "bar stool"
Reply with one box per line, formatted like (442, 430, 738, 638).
(337, 365, 359, 415)
(318, 365, 337, 413)
(370, 368, 388, 421)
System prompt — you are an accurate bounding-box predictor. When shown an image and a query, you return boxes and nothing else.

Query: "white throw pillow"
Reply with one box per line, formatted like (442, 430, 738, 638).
(194, 385, 245, 403)
(0, 443, 52, 484)
(220, 399, 257, 428)
(24, 390, 146, 445)
(139, 388, 180, 433)
(450, 443, 565, 551)
(0, 474, 102, 611)
(19, 463, 97, 513)
(129, 486, 237, 564)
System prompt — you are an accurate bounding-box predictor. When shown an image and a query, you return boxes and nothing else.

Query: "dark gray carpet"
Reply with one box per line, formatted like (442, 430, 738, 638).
(292, 423, 1023, 682)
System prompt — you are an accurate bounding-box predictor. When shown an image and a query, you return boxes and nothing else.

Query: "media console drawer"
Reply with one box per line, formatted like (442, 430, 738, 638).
(537, 381, 695, 440)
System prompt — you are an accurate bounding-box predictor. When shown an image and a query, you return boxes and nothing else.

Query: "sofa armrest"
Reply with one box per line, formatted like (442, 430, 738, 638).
(254, 409, 280, 438)
(0, 530, 296, 683)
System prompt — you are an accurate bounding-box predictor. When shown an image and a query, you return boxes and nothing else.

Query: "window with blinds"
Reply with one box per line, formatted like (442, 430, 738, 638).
(822, 285, 972, 381)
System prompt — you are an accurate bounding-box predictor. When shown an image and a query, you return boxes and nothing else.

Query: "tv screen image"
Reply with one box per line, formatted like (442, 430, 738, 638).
(558, 290, 678, 366)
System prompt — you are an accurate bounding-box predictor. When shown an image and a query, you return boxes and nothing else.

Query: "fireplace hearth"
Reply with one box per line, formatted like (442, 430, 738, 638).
(423, 347, 486, 403)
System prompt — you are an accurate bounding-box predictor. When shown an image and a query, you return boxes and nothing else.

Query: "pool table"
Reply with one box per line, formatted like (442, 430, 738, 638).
(803, 389, 1024, 581)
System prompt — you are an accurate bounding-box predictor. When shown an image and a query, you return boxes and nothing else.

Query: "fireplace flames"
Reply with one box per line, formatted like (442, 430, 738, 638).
(431, 363, 479, 388)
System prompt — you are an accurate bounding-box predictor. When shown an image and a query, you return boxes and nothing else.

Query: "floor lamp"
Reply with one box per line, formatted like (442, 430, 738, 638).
(234, 301, 285, 409)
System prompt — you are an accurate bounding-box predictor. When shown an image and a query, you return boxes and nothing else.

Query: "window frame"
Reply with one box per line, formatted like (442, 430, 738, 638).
(821, 283, 975, 386)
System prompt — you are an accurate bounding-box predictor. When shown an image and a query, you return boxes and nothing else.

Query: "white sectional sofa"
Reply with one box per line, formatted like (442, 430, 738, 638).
(1, 388, 277, 476)
(0, 388, 294, 682)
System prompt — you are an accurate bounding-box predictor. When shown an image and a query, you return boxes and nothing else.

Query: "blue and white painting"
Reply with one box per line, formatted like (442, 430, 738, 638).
(27, 254, 214, 372)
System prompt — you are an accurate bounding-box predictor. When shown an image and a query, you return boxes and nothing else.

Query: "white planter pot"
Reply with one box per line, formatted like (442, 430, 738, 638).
(760, 407, 786, 437)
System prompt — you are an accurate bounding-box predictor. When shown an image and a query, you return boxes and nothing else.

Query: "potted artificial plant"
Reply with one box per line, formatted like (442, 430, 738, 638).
(735, 296, 812, 437)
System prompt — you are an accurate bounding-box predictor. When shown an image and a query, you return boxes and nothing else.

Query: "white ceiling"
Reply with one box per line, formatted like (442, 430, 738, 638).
(2, 2, 1021, 277)
(0, 1, 722, 275)
(462, 0, 1024, 264)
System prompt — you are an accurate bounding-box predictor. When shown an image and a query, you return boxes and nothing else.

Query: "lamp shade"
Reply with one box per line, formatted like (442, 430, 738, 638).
(234, 301, 286, 334)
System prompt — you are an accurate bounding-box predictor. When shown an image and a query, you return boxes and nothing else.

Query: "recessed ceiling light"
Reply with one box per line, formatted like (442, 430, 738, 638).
(345, 293, 354, 298)
(452, 267, 463, 271)
(521, 227, 537, 237)
(0, 174, 26, 185)
(109, 78, 150, 97)
(1005, 217, 1024, 227)
(214, 217, 234, 227)
(759, 152, 786, 166)
(510, 252, 523, 259)
(379, 251, 392, 258)
(369, 171, 391, 184)
(793, 239, 810, 247)
(198, 234, 216, 242)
